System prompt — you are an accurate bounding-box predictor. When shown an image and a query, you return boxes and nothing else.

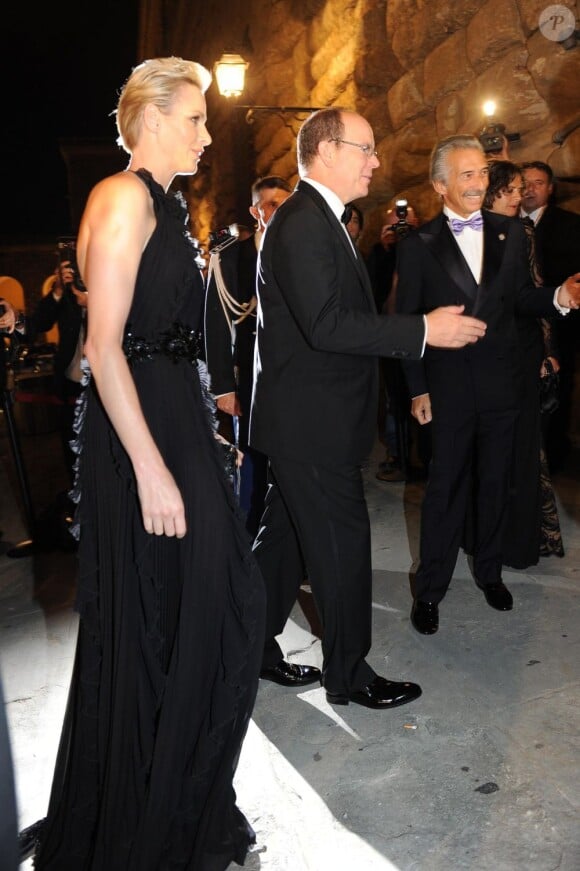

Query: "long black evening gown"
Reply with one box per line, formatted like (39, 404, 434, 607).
(35, 170, 265, 871)
(501, 219, 564, 568)
(462, 217, 564, 570)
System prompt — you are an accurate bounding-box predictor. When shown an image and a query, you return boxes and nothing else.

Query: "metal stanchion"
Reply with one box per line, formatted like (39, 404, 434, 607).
(0, 337, 39, 557)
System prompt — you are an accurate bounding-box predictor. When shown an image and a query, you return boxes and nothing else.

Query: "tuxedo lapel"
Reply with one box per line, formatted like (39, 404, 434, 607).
(349, 239, 376, 307)
(419, 214, 478, 303)
(474, 212, 509, 315)
(296, 180, 375, 308)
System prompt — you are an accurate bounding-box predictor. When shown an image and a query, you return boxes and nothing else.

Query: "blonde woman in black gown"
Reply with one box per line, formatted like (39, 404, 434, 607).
(33, 57, 265, 870)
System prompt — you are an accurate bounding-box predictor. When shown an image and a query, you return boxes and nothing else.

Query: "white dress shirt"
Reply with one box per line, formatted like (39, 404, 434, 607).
(444, 206, 483, 283)
(301, 177, 358, 255)
(520, 205, 547, 225)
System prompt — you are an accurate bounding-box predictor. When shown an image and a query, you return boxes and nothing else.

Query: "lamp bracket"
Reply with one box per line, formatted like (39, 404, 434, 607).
(229, 105, 325, 124)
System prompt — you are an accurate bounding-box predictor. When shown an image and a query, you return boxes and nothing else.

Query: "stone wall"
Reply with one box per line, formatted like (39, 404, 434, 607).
(141, 0, 580, 254)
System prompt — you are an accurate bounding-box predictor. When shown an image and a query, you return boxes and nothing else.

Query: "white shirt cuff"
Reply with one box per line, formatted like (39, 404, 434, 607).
(553, 287, 570, 315)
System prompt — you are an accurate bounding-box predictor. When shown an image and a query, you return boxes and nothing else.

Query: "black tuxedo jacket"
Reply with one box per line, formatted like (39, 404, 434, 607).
(532, 204, 580, 287)
(249, 180, 425, 466)
(204, 235, 258, 402)
(396, 210, 560, 414)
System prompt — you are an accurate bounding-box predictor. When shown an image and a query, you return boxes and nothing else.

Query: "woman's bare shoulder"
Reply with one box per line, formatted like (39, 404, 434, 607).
(82, 171, 153, 226)
(87, 170, 148, 202)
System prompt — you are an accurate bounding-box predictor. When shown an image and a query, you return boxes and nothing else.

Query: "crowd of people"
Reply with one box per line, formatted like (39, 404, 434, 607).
(2, 54, 579, 871)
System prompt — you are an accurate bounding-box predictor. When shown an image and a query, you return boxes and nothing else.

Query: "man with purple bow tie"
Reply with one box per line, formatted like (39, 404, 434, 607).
(396, 134, 580, 636)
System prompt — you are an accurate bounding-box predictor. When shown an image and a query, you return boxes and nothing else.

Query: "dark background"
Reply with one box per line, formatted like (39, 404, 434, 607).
(1, 2, 139, 239)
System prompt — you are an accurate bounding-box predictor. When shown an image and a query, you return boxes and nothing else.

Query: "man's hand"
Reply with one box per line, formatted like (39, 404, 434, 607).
(216, 392, 242, 416)
(411, 393, 432, 424)
(556, 273, 580, 310)
(425, 305, 486, 348)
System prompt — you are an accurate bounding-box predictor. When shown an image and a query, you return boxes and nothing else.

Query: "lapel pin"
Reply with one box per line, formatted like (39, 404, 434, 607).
(498, 233, 506, 241)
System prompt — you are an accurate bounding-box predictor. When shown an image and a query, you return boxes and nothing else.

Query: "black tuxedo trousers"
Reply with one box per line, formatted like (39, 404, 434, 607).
(250, 181, 425, 692)
(397, 211, 560, 602)
(255, 458, 376, 694)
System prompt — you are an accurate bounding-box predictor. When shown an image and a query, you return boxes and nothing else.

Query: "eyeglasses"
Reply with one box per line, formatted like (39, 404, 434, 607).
(330, 138, 378, 158)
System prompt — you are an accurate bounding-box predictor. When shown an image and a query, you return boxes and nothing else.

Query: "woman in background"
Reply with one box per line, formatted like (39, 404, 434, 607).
(484, 160, 564, 567)
(34, 57, 265, 871)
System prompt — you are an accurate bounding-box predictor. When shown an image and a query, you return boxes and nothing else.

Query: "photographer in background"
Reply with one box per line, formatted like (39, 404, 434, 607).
(31, 240, 87, 487)
(365, 201, 420, 313)
(366, 202, 426, 482)
(479, 130, 510, 162)
(345, 203, 364, 246)
(0, 297, 26, 391)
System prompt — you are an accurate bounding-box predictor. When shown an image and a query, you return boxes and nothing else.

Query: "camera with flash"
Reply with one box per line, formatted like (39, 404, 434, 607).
(394, 199, 412, 239)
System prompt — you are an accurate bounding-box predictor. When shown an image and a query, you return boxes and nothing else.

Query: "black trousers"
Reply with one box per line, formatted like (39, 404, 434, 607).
(415, 406, 517, 604)
(253, 457, 376, 695)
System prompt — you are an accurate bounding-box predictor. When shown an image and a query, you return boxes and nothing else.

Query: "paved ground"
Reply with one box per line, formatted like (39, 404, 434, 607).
(1, 400, 579, 870)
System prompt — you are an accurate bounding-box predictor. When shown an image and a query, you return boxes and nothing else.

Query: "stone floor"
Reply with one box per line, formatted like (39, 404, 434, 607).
(0, 401, 579, 870)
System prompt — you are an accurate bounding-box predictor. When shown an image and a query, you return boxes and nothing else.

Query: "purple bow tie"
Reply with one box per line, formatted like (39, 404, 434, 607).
(449, 213, 483, 235)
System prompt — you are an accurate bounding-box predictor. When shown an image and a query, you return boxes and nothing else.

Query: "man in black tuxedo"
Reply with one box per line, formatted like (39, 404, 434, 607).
(249, 110, 489, 709)
(205, 176, 291, 539)
(521, 160, 580, 467)
(396, 135, 580, 636)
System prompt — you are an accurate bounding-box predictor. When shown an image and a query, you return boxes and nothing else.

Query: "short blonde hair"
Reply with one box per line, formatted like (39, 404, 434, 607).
(116, 56, 211, 153)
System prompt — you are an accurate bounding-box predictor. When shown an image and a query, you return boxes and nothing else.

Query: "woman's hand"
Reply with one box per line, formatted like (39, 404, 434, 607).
(136, 464, 186, 538)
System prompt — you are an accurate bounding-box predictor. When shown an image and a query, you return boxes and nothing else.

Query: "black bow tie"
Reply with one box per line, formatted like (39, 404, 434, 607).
(341, 205, 353, 224)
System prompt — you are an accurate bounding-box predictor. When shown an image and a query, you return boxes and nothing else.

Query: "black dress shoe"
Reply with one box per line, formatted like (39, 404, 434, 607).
(326, 675, 422, 710)
(477, 581, 513, 611)
(260, 660, 321, 686)
(411, 599, 439, 635)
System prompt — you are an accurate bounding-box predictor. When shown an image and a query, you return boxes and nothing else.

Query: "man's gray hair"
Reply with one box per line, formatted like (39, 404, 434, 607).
(430, 135, 483, 183)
